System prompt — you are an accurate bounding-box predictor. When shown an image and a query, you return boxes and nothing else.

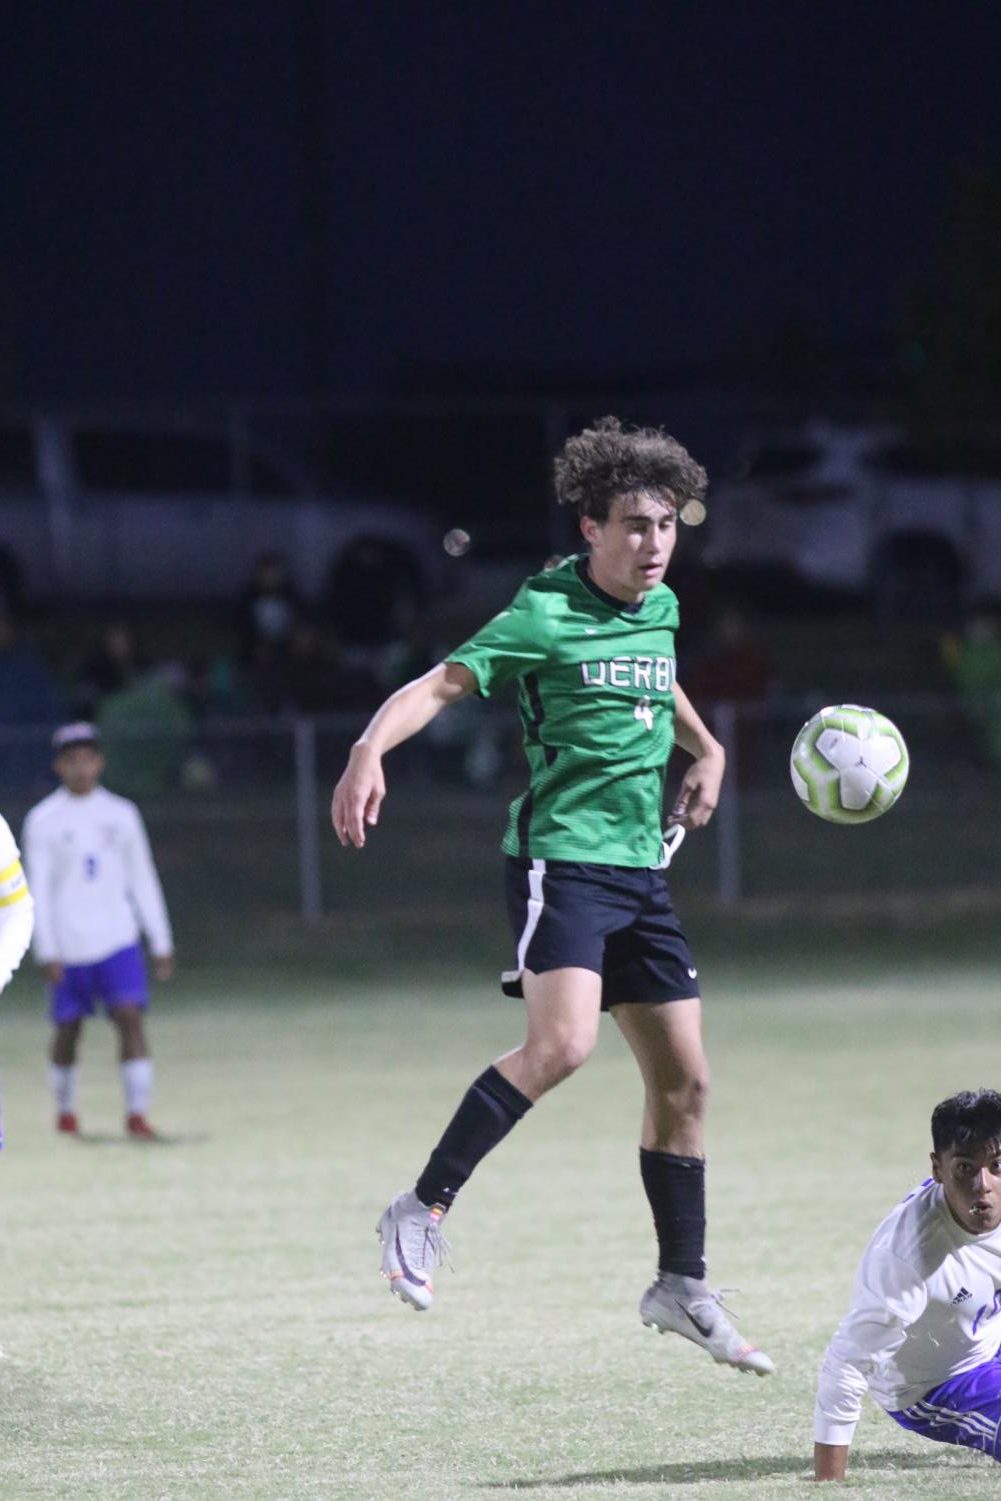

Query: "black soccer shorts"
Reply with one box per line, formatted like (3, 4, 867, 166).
(502, 857, 700, 1008)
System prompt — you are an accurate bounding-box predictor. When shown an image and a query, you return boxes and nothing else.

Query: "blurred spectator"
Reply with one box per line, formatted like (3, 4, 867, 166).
(0, 613, 62, 789)
(75, 620, 144, 716)
(942, 613, 1001, 768)
(683, 608, 777, 787)
(237, 551, 304, 662)
(0, 556, 25, 620)
(97, 677, 194, 798)
(422, 691, 505, 789)
(250, 621, 379, 716)
(183, 652, 248, 723)
(380, 612, 438, 693)
(685, 607, 775, 703)
(248, 640, 290, 716)
(325, 537, 422, 655)
(0, 614, 61, 723)
(175, 654, 250, 793)
(278, 622, 336, 713)
(378, 610, 504, 786)
(283, 621, 379, 714)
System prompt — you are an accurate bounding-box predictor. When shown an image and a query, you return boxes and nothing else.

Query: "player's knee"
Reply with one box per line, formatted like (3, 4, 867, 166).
(111, 1006, 144, 1041)
(659, 1065, 710, 1122)
(679, 1067, 710, 1118)
(558, 1032, 596, 1077)
(51, 1021, 81, 1062)
(530, 1029, 596, 1086)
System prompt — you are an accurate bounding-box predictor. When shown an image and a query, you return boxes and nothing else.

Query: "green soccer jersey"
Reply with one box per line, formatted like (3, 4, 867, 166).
(448, 554, 680, 866)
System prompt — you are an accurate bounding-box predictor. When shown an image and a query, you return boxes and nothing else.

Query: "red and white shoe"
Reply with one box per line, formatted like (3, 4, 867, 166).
(126, 1113, 158, 1140)
(56, 1111, 79, 1135)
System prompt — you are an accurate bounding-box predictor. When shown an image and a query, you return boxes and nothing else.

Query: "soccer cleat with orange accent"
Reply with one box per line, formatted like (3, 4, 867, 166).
(126, 1113, 158, 1140)
(641, 1273, 774, 1376)
(376, 1190, 451, 1311)
(56, 1111, 79, 1135)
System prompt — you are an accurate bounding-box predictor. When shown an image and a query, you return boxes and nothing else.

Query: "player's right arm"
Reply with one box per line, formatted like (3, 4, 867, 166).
(813, 1247, 926, 1481)
(332, 661, 476, 848)
(334, 584, 552, 849)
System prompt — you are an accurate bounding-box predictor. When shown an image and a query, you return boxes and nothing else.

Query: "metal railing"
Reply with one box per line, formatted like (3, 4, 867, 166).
(2, 692, 997, 933)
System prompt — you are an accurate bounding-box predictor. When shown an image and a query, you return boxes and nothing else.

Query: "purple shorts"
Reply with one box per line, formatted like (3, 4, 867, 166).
(50, 943, 149, 1024)
(890, 1353, 1001, 1461)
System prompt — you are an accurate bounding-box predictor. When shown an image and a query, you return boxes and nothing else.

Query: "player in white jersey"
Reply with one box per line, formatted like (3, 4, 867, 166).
(22, 723, 174, 1140)
(815, 1089, 1001, 1479)
(0, 811, 34, 1147)
(0, 814, 33, 995)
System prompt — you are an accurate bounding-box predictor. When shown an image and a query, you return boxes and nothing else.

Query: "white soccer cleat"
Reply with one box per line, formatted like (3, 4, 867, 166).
(640, 1273, 774, 1376)
(376, 1190, 451, 1311)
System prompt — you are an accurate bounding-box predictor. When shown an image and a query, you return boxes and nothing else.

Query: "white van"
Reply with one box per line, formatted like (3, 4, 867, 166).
(0, 413, 440, 609)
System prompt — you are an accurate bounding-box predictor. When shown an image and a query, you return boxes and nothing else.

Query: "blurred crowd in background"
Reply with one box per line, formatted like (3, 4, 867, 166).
(2, 538, 999, 805)
(0, 547, 447, 793)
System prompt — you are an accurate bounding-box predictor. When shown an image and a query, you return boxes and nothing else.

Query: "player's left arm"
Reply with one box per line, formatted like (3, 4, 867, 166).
(124, 807, 174, 977)
(668, 683, 726, 830)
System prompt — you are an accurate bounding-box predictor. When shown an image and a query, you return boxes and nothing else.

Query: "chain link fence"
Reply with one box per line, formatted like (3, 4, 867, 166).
(2, 693, 997, 960)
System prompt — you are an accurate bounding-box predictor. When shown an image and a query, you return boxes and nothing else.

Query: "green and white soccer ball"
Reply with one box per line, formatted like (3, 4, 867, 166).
(790, 704, 909, 824)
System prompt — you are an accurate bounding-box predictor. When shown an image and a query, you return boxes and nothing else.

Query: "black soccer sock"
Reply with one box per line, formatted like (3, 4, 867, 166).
(639, 1147, 707, 1280)
(415, 1065, 533, 1209)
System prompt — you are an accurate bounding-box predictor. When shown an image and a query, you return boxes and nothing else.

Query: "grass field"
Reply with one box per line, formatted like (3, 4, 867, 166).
(2, 948, 1001, 1500)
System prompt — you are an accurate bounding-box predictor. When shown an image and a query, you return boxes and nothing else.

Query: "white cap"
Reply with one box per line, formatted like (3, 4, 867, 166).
(52, 721, 100, 752)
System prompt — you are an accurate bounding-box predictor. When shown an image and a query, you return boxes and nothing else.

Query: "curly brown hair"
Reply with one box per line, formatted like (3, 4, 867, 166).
(553, 415, 707, 521)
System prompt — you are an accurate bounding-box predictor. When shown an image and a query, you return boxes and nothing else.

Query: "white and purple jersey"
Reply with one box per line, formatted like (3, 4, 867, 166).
(22, 785, 172, 966)
(815, 1179, 1001, 1446)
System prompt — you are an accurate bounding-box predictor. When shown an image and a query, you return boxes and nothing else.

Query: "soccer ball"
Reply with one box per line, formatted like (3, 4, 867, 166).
(789, 704, 909, 824)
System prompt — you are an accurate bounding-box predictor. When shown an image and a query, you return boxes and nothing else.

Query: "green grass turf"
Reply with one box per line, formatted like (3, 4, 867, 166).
(1, 958, 1000, 1499)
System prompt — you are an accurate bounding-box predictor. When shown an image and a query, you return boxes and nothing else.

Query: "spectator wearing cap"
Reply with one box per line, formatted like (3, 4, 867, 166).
(21, 723, 174, 1140)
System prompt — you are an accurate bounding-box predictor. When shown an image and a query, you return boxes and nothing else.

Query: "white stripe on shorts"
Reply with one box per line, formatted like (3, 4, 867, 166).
(908, 1398, 997, 1445)
(515, 858, 547, 975)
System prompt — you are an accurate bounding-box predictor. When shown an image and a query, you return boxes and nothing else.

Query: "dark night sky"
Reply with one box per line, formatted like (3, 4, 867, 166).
(5, 0, 1001, 401)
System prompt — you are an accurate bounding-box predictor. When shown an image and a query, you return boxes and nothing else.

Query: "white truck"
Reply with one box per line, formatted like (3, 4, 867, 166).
(703, 420, 1001, 615)
(0, 411, 440, 611)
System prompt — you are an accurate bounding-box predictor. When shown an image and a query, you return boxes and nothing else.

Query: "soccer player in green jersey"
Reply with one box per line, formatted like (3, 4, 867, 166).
(332, 416, 773, 1376)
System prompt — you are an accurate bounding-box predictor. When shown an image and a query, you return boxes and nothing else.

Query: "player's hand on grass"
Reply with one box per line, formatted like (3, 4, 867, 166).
(42, 961, 64, 984)
(813, 1442, 848, 1481)
(332, 743, 386, 848)
(154, 954, 175, 981)
(669, 747, 725, 830)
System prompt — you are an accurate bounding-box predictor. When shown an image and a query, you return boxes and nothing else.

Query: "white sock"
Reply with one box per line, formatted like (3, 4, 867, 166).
(49, 1064, 79, 1113)
(121, 1057, 154, 1116)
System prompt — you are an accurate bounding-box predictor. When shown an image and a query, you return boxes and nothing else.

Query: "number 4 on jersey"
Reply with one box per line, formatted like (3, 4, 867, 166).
(634, 696, 654, 731)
